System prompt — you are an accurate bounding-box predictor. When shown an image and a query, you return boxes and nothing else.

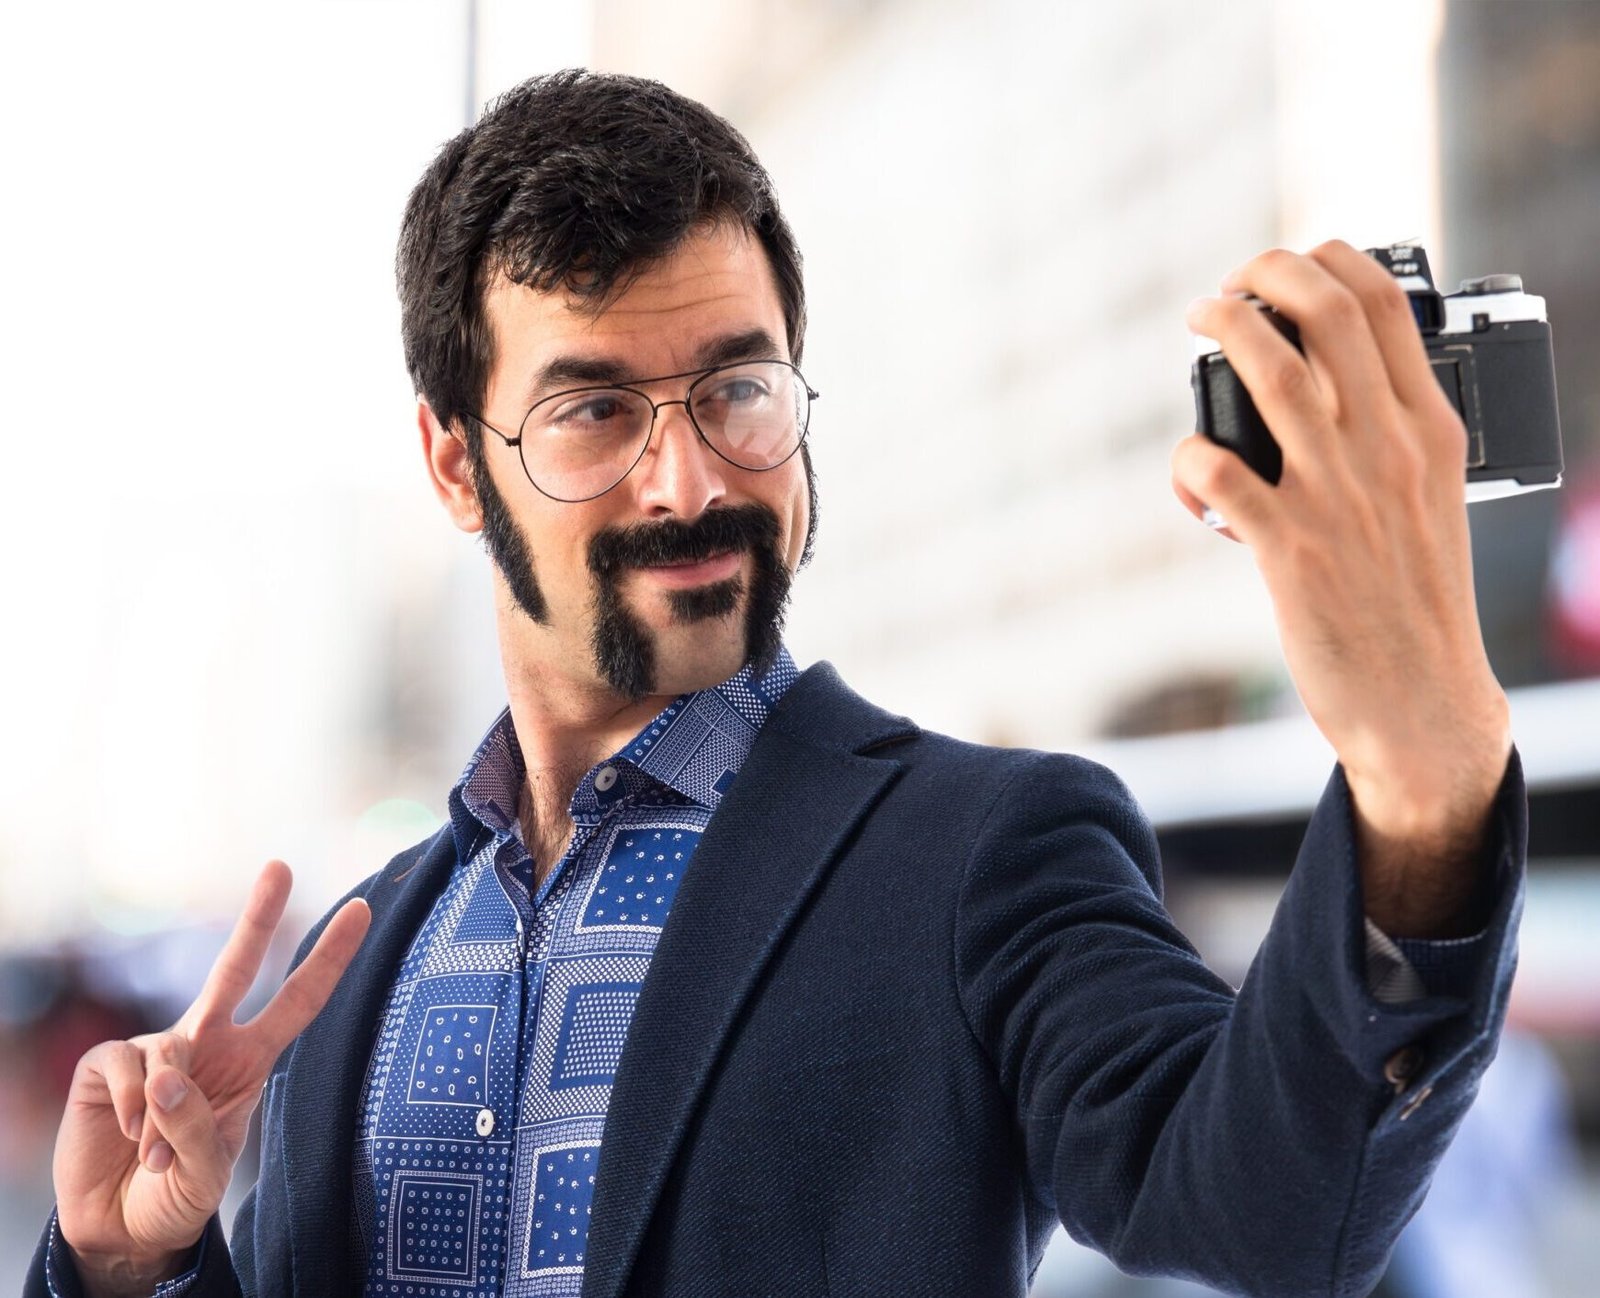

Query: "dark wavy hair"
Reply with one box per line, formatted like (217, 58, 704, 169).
(396, 67, 808, 446)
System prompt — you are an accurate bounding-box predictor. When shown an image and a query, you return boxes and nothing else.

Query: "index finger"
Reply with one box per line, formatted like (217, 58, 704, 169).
(1216, 245, 1394, 428)
(245, 896, 372, 1054)
(190, 859, 294, 1024)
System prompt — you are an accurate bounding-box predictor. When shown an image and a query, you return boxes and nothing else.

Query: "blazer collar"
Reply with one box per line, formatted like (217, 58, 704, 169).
(279, 824, 460, 1291)
(583, 661, 917, 1298)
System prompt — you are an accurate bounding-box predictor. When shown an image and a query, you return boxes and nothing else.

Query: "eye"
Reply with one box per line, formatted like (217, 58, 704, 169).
(696, 371, 777, 419)
(710, 377, 769, 404)
(544, 391, 636, 429)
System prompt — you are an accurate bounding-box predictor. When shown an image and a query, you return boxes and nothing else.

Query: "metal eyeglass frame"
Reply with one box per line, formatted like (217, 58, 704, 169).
(466, 359, 820, 503)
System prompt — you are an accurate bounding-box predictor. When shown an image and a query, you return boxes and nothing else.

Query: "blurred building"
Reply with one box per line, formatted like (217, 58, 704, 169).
(1437, 0, 1600, 687)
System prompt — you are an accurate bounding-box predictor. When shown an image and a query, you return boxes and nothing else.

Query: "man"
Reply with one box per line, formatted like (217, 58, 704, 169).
(32, 69, 1525, 1298)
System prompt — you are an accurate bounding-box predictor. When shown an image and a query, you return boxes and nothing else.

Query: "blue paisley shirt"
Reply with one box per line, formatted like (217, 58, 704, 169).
(354, 649, 797, 1296)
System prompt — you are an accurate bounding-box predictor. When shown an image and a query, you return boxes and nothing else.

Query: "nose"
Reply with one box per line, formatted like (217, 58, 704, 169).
(632, 399, 729, 519)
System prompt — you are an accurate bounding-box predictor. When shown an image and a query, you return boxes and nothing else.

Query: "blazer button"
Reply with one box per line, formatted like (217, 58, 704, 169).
(476, 1108, 495, 1137)
(1383, 1045, 1426, 1094)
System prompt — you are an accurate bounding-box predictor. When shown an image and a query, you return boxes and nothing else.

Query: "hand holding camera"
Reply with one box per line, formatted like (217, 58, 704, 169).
(1192, 241, 1562, 499)
(1171, 240, 1516, 938)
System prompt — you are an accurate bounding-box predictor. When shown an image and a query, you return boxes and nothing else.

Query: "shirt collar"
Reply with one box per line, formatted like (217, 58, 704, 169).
(447, 646, 798, 860)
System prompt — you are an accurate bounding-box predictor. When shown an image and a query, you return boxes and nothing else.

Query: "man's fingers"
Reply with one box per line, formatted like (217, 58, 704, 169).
(135, 1033, 190, 1167)
(192, 860, 294, 1025)
(1306, 239, 1443, 413)
(1186, 294, 1341, 476)
(247, 897, 372, 1054)
(1171, 433, 1276, 545)
(1217, 244, 1395, 430)
(90, 1040, 151, 1143)
(141, 1066, 224, 1193)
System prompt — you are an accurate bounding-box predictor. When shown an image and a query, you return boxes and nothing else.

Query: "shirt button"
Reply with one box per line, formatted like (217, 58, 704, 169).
(476, 1108, 495, 1137)
(594, 765, 619, 792)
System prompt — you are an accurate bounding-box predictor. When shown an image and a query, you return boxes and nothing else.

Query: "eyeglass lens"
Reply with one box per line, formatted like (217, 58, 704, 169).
(518, 360, 809, 501)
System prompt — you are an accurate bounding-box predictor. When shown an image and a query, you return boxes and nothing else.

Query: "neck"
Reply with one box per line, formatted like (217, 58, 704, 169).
(493, 592, 675, 859)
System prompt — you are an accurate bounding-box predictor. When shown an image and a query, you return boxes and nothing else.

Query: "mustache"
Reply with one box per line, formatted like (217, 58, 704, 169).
(587, 503, 781, 577)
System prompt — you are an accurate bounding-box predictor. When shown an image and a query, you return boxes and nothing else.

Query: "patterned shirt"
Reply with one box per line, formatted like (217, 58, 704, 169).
(354, 650, 797, 1296)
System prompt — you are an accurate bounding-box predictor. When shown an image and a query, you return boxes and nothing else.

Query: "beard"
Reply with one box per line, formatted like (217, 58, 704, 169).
(473, 442, 550, 623)
(587, 503, 791, 700)
(471, 449, 791, 699)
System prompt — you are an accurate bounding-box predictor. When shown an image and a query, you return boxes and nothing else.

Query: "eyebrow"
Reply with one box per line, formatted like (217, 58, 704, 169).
(522, 327, 785, 406)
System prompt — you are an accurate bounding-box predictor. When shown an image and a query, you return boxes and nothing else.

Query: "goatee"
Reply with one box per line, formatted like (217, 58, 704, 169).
(587, 503, 790, 699)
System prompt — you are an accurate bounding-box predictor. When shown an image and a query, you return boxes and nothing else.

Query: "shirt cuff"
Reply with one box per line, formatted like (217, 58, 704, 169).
(1363, 916, 1490, 1005)
(45, 1208, 206, 1298)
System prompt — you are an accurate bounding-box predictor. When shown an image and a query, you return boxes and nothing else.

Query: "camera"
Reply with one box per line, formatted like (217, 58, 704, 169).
(1190, 242, 1563, 501)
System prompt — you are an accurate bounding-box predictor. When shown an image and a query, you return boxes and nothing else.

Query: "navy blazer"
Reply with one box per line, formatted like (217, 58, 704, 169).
(33, 662, 1526, 1297)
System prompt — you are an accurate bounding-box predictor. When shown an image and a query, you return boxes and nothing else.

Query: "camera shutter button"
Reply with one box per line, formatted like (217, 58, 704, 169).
(1458, 274, 1523, 295)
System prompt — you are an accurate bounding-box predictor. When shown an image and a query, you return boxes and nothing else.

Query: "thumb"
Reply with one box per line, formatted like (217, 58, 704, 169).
(141, 1067, 226, 1197)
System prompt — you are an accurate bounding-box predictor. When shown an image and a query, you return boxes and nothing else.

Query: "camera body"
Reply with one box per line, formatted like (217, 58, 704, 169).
(1190, 243, 1563, 501)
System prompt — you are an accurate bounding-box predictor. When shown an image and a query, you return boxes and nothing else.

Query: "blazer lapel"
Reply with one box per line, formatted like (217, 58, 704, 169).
(279, 826, 458, 1290)
(583, 664, 915, 1298)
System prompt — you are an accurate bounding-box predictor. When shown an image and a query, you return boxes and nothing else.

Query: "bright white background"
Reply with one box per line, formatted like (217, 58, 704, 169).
(0, 2, 579, 934)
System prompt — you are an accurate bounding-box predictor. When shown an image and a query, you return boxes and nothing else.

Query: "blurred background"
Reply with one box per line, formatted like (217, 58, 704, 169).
(1, 0, 1596, 1293)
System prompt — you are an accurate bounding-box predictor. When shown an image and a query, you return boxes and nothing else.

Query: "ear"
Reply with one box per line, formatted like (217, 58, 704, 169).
(419, 401, 484, 533)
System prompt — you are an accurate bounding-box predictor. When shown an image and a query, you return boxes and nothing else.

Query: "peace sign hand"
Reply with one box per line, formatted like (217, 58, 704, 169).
(52, 860, 370, 1294)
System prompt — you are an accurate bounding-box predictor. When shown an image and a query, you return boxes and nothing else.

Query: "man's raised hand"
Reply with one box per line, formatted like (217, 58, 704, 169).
(52, 860, 370, 1294)
(1172, 241, 1512, 936)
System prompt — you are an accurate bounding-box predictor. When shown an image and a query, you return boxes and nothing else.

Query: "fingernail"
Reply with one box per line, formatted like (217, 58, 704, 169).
(1185, 295, 1213, 322)
(146, 1141, 174, 1173)
(126, 1110, 144, 1141)
(152, 1072, 188, 1111)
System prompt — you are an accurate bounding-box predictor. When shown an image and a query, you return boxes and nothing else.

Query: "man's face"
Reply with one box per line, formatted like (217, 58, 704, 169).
(468, 222, 810, 700)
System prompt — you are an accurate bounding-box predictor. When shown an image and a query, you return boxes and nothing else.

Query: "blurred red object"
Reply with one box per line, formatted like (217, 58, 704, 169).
(1548, 474, 1600, 674)
(32, 975, 149, 1101)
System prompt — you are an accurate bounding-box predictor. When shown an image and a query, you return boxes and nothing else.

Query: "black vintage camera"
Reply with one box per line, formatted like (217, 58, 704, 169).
(1190, 242, 1563, 501)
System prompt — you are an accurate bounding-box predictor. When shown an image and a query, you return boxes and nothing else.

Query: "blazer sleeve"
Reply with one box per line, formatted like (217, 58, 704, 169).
(24, 1214, 238, 1298)
(953, 746, 1526, 1298)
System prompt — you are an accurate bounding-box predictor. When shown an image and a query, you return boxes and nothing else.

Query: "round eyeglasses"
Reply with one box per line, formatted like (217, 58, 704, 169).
(467, 359, 819, 503)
